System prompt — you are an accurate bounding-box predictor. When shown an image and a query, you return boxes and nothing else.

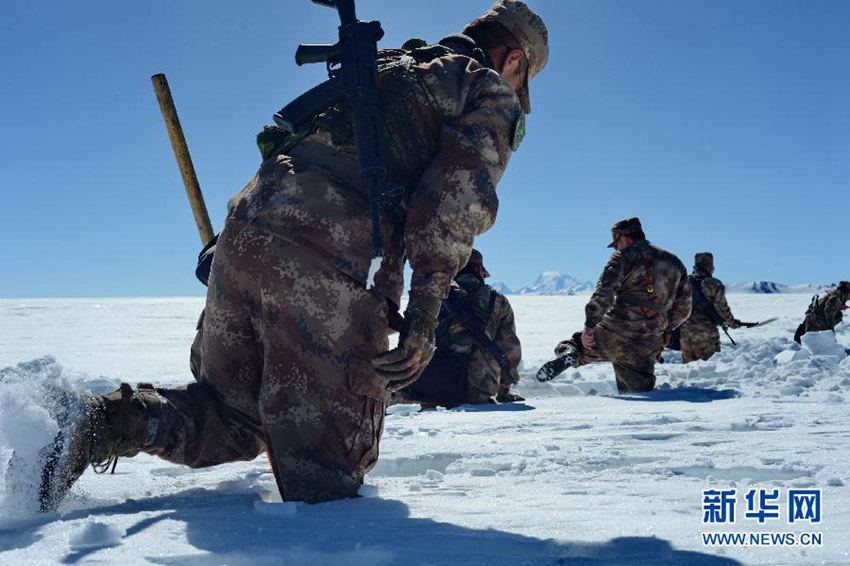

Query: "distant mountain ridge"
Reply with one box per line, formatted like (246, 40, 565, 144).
(491, 271, 593, 296)
(725, 281, 831, 294)
(490, 274, 830, 296)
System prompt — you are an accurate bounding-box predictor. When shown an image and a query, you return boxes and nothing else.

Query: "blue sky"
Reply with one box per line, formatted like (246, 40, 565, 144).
(2, 0, 847, 297)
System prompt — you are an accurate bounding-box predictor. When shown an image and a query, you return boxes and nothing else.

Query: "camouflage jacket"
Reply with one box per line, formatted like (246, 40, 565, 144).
(688, 270, 735, 327)
(227, 39, 520, 307)
(440, 273, 522, 386)
(806, 287, 847, 332)
(585, 240, 692, 336)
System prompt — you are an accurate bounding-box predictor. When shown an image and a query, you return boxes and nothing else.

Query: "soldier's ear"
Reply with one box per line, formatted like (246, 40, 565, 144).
(506, 49, 524, 73)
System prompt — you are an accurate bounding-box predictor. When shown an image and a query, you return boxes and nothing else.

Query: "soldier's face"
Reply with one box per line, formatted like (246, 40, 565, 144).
(615, 235, 633, 251)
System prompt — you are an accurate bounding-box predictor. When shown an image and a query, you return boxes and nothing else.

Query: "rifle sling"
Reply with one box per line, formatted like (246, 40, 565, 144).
(443, 291, 512, 380)
(691, 277, 724, 326)
(691, 277, 736, 345)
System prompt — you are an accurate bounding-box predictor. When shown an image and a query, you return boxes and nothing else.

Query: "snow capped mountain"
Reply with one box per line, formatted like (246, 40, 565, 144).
(513, 271, 593, 296)
(726, 281, 830, 294)
(500, 276, 832, 296)
(490, 282, 513, 295)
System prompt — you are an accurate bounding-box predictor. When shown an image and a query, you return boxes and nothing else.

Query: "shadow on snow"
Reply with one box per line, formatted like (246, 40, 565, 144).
(1, 486, 742, 565)
(610, 387, 739, 404)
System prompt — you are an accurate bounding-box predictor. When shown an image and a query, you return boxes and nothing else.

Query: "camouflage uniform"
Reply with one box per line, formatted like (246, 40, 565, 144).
(450, 272, 522, 402)
(393, 261, 522, 406)
(557, 218, 692, 393)
(101, 1, 548, 504)
(679, 253, 738, 363)
(794, 281, 850, 343)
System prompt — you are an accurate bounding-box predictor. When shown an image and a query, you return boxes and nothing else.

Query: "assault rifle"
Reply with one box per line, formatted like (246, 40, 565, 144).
(274, 0, 387, 287)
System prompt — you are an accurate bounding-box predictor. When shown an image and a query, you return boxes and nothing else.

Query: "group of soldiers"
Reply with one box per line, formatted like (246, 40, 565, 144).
(28, 0, 847, 512)
(402, 216, 848, 406)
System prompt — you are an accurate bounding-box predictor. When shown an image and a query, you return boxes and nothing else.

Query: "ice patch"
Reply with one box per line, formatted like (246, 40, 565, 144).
(68, 520, 125, 551)
(358, 484, 380, 498)
(774, 348, 810, 364)
(424, 469, 444, 482)
(801, 331, 847, 360)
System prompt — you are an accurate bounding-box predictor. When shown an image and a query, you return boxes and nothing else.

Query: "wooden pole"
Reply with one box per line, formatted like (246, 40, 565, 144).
(151, 73, 215, 246)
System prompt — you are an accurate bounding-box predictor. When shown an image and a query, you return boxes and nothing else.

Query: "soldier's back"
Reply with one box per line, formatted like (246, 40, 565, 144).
(607, 241, 687, 331)
(226, 38, 518, 301)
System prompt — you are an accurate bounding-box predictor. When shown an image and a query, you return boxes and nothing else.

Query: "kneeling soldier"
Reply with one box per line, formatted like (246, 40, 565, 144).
(394, 249, 523, 407)
(541, 217, 692, 393)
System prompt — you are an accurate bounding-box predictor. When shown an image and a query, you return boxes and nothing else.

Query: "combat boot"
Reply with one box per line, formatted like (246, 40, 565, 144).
(496, 390, 525, 403)
(535, 346, 579, 382)
(37, 382, 163, 512)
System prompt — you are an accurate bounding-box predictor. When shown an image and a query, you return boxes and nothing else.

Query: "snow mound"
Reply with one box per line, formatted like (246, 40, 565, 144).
(68, 520, 125, 551)
(801, 330, 847, 359)
(518, 316, 849, 404)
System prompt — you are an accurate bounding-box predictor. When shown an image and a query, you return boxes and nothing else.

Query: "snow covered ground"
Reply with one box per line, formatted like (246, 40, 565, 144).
(1, 295, 848, 565)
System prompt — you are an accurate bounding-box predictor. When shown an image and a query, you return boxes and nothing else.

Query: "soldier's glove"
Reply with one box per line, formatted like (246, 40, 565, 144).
(729, 319, 743, 329)
(372, 294, 441, 389)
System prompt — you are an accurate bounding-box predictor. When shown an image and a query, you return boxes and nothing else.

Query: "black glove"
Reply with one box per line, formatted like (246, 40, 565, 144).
(729, 319, 743, 329)
(372, 294, 441, 386)
(554, 340, 572, 356)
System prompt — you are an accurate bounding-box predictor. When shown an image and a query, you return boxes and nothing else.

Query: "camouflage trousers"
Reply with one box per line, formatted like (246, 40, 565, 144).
(566, 325, 662, 393)
(390, 347, 502, 407)
(679, 320, 721, 363)
(465, 350, 503, 403)
(139, 220, 390, 503)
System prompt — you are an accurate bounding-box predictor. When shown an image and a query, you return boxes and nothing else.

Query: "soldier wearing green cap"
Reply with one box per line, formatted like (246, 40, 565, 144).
(547, 218, 692, 392)
(25, 1, 549, 512)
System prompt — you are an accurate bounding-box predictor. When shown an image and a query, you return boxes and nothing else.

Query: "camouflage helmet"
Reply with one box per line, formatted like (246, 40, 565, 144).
(607, 217, 645, 248)
(461, 248, 491, 279)
(695, 252, 715, 274)
(465, 0, 548, 114)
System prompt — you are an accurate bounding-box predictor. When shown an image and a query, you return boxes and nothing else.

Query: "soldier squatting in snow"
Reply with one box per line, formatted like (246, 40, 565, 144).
(392, 249, 524, 408)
